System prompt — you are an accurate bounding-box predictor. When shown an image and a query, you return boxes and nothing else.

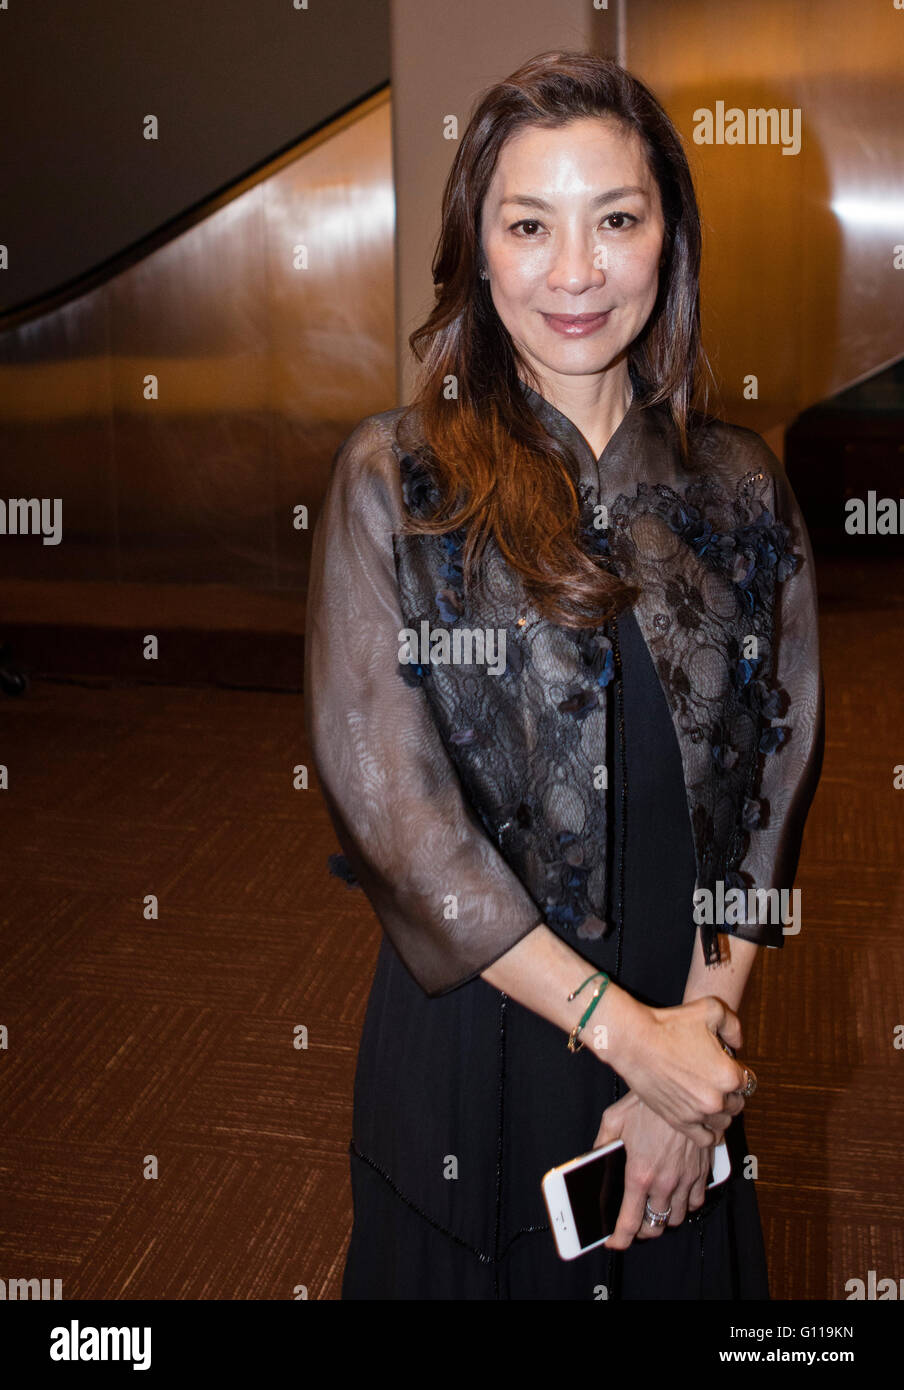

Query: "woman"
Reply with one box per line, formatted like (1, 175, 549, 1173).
(304, 50, 824, 1300)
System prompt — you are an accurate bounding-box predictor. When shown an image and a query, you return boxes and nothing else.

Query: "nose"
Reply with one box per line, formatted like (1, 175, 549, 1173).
(546, 230, 607, 297)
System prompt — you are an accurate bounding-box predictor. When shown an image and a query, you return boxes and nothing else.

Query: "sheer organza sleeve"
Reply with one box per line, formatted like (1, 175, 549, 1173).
(728, 448, 826, 948)
(303, 414, 545, 997)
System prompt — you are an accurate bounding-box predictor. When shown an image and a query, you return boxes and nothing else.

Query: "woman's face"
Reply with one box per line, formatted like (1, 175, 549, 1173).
(479, 116, 666, 391)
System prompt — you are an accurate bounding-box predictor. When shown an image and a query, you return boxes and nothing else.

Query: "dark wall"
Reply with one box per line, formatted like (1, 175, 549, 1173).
(0, 0, 389, 314)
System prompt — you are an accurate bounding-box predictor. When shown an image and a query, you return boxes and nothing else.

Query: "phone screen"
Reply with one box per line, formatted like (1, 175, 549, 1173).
(564, 1145, 716, 1250)
(564, 1145, 627, 1249)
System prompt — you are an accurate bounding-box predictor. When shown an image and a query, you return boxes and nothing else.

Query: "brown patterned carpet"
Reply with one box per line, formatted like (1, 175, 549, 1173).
(0, 555, 902, 1300)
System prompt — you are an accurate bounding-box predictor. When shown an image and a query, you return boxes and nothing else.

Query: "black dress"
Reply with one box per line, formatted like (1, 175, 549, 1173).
(341, 608, 770, 1300)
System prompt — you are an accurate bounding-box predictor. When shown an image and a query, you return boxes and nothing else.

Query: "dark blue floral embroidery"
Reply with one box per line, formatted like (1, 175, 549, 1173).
(545, 852, 590, 928)
(566, 624, 616, 689)
(754, 683, 786, 719)
(327, 852, 361, 888)
(556, 829, 585, 866)
(545, 897, 587, 931)
(438, 530, 465, 585)
(398, 657, 428, 688)
(399, 452, 468, 641)
(557, 688, 599, 720)
(758, 725, 790, 755)
(634, 481, 799, 625)
(543, 840, 609, 940)
(579, 505, 612, 559)
(435, 587, 462, 623)
(627, 476, 799, 765)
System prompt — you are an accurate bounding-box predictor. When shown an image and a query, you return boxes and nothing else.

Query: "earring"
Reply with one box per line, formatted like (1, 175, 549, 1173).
(479, 268, 488, 280)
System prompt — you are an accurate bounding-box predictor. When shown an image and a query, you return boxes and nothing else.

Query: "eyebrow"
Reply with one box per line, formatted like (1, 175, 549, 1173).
(500, 186, 647, 212)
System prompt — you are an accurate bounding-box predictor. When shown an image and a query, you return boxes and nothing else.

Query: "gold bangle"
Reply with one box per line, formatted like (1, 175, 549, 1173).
(566, 973, 609, 1053)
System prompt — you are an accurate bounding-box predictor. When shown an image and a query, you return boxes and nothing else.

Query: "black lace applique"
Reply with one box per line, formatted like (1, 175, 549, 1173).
(592, 471, 801, 960)
(389, 449, 801, 962)
(395, 449, 616, 939)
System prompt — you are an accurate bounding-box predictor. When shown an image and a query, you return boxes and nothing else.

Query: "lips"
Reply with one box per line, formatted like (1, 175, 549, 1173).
(541, 310, 612, 337)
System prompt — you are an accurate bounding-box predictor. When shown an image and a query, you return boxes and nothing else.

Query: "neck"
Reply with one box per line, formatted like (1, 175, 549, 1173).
(522, 359, 634, 462)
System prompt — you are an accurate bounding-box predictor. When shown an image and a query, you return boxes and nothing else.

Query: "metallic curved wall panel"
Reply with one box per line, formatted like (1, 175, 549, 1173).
(625, 0, 904, 433)
(0, 91, 396, 590)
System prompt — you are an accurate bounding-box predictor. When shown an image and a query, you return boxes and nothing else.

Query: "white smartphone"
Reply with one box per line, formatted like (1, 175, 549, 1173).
(541, 1137, 731, 1260)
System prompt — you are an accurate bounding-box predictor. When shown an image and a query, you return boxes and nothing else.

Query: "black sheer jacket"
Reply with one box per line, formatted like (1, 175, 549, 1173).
(304, 386, 825, 996)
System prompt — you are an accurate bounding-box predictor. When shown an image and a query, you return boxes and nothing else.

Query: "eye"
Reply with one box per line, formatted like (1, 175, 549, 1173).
(601, 211, 637, 230)
(509, 219, 545, 237)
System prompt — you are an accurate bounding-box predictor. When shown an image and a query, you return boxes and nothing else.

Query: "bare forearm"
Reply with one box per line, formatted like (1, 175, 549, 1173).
(483, 923, 750, 1143)
(682, 931, 759, 1012)
(480, 922, 647, 1068)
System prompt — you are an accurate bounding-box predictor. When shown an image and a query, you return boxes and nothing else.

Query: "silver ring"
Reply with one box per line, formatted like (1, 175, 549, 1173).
(643, 1199, 671, 1227)
(721, 1040, 757, 1099)
(737, 1065, 757, 1099)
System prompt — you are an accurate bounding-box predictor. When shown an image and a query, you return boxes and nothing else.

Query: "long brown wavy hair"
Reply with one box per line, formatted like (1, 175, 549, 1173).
(400, 49, 712, 629)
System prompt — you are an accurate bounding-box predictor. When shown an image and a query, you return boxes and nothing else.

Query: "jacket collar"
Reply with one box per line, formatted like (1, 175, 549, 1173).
(518, 378, 685, 499)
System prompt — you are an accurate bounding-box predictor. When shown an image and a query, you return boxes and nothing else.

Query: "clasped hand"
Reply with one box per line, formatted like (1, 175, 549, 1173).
(595, 994, 749, 1251)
